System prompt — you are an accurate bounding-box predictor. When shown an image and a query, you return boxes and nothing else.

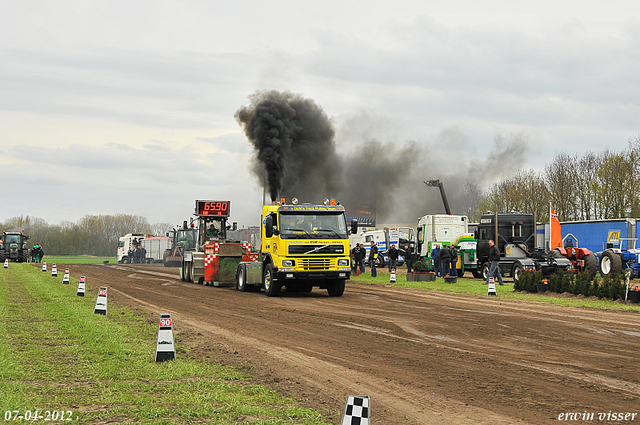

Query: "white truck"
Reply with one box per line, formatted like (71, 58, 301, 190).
(117, 233, 147, 263)
(141, 237, 171, 264)
(350, 226, 415, 266)
(416, 214, 480, 277)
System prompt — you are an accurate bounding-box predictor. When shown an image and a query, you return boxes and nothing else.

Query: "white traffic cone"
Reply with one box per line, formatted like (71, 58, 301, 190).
(63, 268, 70, 284)
(155, 313, 176, 362)
(77, 276, 85, 296)
(389, 268, 396, 283)
(341, 395, 370, 425)
(94, 286, 107, 315)
(487, 277, 497, 296)
(42, 261, 47, 272)
(51, 264, 57, 277)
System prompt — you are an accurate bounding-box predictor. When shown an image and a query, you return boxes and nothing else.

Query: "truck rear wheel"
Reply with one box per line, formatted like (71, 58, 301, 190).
(327, 279, 345, 297)
(236, 264, 249, 292)
(599, 249, 622, 276)
(263, 263, 281, 297)
(512, 263, 523, 281)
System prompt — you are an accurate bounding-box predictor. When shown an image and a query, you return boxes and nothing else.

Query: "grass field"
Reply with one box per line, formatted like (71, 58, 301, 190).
(351, 268, 640, 311)
(36, 256, 117, 265)
(0, 264, 331, 425)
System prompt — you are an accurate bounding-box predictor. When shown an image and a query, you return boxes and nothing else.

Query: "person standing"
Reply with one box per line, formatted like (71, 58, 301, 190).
(127, 248, 134, 264)
(369, 241, 378, 277)
(440, 243, 451, 277)
(403, 244, 413, 273)
(141, 246, 147, 264)
(388, 244, 398, 272)
(353, 243, 365, 275)
(450, 244, 458, 277)
(485, 239, 504, 285)
(432, 244, 441, 277)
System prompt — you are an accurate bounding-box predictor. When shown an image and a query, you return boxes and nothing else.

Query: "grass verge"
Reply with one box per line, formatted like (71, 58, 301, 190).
(36, 256, 117, 265)
(0, 264, 331, 424)
(351, 268, 640, 311)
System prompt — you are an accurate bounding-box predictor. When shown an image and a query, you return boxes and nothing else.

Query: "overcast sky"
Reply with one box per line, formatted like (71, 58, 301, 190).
(2, 1, 639, 228)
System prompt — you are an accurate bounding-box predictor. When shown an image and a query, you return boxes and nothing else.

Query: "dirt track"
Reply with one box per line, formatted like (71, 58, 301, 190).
(63, 263, 640, 425)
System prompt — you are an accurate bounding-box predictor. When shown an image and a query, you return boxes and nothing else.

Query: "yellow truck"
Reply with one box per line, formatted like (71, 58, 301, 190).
(236, 198, 356, 297)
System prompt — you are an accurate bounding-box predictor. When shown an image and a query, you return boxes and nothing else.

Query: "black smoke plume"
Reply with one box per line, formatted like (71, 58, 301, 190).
(237, 91, 530, 223)
(235, 90, 341, 202)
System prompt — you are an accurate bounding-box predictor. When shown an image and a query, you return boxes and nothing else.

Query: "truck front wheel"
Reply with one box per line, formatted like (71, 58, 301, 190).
(263, 263, 281, 297)
(327, 279, 345, 297)
(481, 262, 491, 280)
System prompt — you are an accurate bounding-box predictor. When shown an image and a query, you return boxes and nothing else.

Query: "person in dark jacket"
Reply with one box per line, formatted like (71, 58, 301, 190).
(440, 243, 451, 277)
(352, 243, 365, 274)
(432, 244, 441, 277)
(127, 248, 133, 263)
(485, 239, 504, 285)
(450, 245, 458, 277)
(369, 241, 378, 277)
(403, 244, 413, 273)
(388, 244, 399, 272)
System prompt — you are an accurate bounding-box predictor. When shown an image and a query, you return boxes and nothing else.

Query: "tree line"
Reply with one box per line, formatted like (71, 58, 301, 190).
(1, 215, 171, 257)
(472, 137, 640, 222)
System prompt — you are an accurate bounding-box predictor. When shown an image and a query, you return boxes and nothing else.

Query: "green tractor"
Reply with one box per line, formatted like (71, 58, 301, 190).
(0, 230, 30, 263)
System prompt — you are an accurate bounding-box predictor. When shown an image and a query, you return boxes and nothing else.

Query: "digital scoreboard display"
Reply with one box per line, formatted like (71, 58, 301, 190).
(196, 200, 230, 217)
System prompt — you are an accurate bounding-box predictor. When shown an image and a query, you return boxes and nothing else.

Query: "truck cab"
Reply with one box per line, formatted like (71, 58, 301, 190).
(237, 198, 355, 297)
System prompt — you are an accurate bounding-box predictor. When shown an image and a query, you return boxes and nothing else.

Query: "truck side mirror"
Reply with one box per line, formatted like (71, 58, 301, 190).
(265, 216, 274, 238)
(350, 219, 358, 235)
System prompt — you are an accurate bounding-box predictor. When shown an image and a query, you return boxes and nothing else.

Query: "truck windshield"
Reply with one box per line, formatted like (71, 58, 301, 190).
(279, 213, 348, 239)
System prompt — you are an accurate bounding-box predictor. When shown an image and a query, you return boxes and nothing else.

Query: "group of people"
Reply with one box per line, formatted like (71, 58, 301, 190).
(127, 245, 147, 263)
(351, 242, 414, 278)
(31, 244, 44, 263)
(430, 243, 459, 277)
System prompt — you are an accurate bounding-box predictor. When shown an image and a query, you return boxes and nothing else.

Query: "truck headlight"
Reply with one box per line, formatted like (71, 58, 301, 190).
(282, 260, 295, 267)
(338, 259, 349, 266)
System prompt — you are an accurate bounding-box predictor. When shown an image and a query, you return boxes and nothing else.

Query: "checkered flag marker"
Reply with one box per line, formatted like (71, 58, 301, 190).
(341, 395, 370, 425)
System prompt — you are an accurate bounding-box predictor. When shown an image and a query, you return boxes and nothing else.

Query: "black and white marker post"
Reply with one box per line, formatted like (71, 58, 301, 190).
(94, 286, 107, 315)
(487, 277, 497, 296)
(41, 261, 47, 272)
(155, 313, 176, 362)
(77, 276, 86, 296)
(4, 259, 8, 268)
(63, 268, 70, 284)
(51, 263, 57, 277)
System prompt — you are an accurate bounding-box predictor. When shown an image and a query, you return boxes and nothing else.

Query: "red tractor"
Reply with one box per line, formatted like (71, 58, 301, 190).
(552, 236, 598, 279)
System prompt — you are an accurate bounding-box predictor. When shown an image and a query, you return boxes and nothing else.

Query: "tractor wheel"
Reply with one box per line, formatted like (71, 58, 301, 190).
(327, 279, 346, 297)
(375, 255, 385, 267)
(583, 254, 598, 280)
(599, 249, 622, 276)
(625, 268, 635, 280)
(263, 263, 281, 297)
(551, 248, 564, 258)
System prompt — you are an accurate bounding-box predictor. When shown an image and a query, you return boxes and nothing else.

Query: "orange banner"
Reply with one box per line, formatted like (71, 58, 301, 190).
(550, 204, 562, 249)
